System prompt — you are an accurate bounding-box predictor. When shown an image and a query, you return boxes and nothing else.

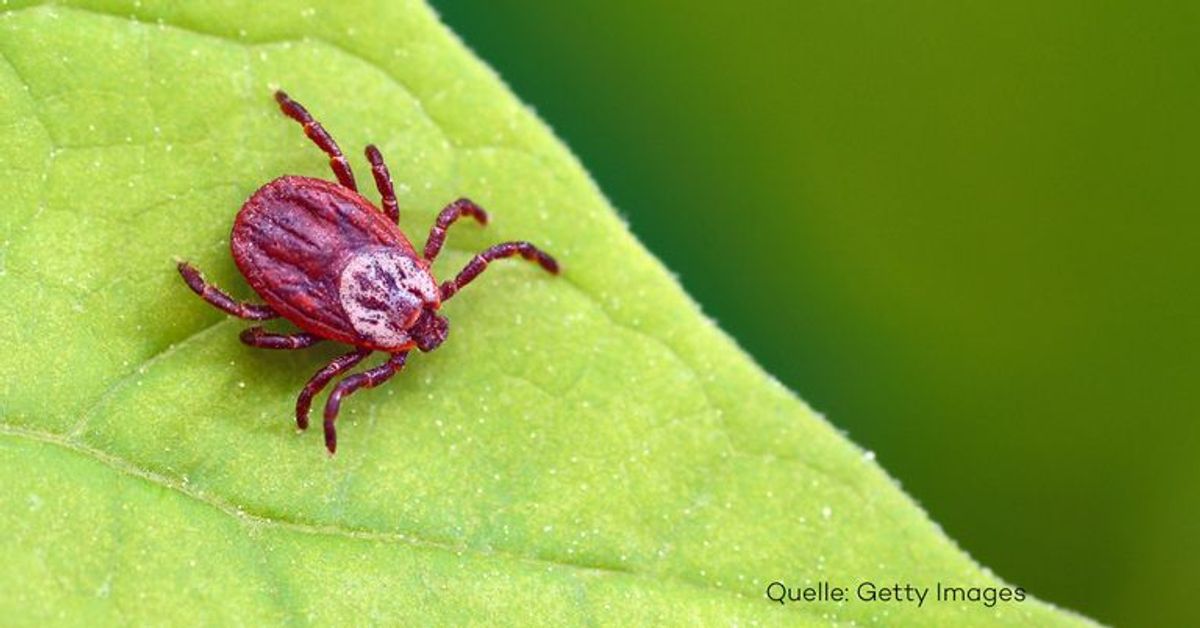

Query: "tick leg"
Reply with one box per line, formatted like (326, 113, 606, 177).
(323, 351, 409, 453)
(365, 145, 399, 223)
(423, 198, 490, 262)
(177, 261, 278, 320)
(239, 326, 322, 350)
(274, 90, 357, 191)
(296, 348, 371, 431)
(439, 242, 559, 300)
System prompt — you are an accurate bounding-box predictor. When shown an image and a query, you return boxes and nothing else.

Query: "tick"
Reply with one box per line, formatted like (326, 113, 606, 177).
(177, 90, 559, 453)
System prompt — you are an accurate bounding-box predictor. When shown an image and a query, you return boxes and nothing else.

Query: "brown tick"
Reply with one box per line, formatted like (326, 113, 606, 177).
(177, 91, 559, 453)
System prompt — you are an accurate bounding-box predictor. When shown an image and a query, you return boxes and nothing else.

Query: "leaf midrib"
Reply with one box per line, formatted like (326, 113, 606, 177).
(0, 422, 790, 605)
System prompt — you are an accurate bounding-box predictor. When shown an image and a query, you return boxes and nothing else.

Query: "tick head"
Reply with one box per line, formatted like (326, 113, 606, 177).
(411, 308, 450, 352)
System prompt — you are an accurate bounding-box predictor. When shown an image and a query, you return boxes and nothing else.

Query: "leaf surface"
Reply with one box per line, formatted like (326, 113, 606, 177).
(0, 1, 1093, 625)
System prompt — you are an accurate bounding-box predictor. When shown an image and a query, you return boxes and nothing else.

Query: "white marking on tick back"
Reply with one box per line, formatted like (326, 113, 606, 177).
(338, 248, 438, 348)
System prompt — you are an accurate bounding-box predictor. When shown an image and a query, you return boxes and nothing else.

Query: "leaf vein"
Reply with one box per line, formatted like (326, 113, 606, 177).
(0, 422, 767, 610)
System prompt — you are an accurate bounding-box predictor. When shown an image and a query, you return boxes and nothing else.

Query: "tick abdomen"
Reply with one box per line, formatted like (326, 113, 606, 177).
(231, 175, 420, 344)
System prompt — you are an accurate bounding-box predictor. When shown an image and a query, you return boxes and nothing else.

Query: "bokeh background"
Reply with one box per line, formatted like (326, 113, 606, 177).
(431, 2, 1198, 625)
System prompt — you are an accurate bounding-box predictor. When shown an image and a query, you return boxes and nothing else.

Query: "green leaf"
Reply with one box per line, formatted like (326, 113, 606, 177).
(0, 1, 1094, 625)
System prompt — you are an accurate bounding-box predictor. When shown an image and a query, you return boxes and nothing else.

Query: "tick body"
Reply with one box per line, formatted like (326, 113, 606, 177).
(178, 91, 559, 453)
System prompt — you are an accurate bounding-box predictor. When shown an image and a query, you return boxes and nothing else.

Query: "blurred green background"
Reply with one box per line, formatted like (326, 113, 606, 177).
(431, 1, 1198, 625)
